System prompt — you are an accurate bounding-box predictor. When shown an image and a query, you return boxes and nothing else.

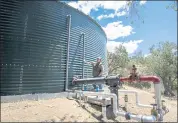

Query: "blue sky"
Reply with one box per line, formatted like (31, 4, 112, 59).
(66, 1, 177, 56)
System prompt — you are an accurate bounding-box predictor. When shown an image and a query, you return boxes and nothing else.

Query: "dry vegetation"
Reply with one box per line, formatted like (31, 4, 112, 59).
(1, 86, 177, 122)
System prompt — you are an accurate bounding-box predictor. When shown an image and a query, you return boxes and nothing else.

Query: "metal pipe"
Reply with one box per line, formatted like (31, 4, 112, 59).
(130, 114, 156, 122)
(73, 75, 120, 82)
(154, 84, 162, 109)
(72, 75, 163, 121)
(101, 98, 107, 120)
(69, 91, 157, 122)
(109, 86, 120, 110)
(120, 75, 163, 121)
(74, 91, 118, 117)
(73, 77, 106, 85)
(65, 15, 71, 91)
(82, 33, 85, 90)
(154, 83, 163, 121)
(82, 33, 85, 78)
(118, 90, 152, 108)
(87, 98, 103, 105)
(102, 105, 107, 119)
(86, 96, 111, 105)
(73, 75, 160, 85)
(120, 76, 160, 84)
(117, 111, 156, 122)
(72, 76, 120, 85)
(19, 65, 23, 94)
(74, 76, 105, 82)
(117, 111, 126, 117)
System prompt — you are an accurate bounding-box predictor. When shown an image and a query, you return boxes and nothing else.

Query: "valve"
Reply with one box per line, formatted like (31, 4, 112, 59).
(125, 112, 131, 120)
(124, 94, 128, 102)
(96, 85, 99, 92)
(150, 104, 158, 119)
(83, 84, 87, 91)
(123, 94, 128, 111)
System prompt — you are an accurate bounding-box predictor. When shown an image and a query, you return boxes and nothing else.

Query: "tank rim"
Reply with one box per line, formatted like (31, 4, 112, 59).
(60, 1, 107, 42)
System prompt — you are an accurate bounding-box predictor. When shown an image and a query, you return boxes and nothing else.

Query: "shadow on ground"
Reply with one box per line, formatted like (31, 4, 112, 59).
(75, 100, 122, 122)
(75, 100, 104, 122)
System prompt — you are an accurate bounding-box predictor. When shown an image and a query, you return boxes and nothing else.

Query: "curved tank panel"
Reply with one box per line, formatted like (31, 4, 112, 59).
(0, 1, 108, 95)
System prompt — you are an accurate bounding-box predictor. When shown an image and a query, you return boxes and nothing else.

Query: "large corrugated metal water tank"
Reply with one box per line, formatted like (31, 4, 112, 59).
(0, 1, 108, 95)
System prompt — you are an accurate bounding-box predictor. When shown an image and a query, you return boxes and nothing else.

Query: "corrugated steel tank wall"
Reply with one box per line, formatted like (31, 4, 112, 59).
(0, 1, 108, 95)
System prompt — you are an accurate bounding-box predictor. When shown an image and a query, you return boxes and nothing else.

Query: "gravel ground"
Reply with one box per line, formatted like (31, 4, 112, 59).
(1, 86, 177, 122)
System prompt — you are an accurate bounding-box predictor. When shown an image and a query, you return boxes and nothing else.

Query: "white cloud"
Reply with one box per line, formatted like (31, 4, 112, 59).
(97, 14, 114, 21)
(144, 53, 151, 57)
(67, 1, 145, 55)
(140, 1, 147, 5)
(67, 1, 128, 15)
(107, 40, 143, 54)
(172, 49, 177, 56)
(103, 21, 134, 40)
(99, 1, 128, 11)
(67, 1, 146, 20)
(97, 11, 126, 20)
(67, 1, 100, 15)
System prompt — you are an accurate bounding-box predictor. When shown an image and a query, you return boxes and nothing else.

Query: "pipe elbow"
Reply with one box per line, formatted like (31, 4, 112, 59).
(152, 76, 160, 84)
(125, 112, 131, 120)
(107, 93, 117, 98)
(139, 76, 160, 84)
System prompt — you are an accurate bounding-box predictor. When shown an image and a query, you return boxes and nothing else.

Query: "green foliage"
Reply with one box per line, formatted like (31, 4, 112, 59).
(146, 41, 177, 79)
(166, 1, 178, 11)
(124, 1, 177, 25)
(144, 41, 177, 93)
(107, 41, 177, 92)
(107, 45, 129, 75)
(124, 81, 151, 90)
(173, 79, 177, 90)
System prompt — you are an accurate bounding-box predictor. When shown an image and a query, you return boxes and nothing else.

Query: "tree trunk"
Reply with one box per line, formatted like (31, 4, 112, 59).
(170, 76, 175, 90)
(162, 79, 175, 97)
(168, 76, 171, 89)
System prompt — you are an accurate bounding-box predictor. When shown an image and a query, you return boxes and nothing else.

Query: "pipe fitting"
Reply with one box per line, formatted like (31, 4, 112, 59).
(125, 112, 131, 120)
(117, 111, 156, 122)
(74, 91, 118, 117)
(118, 90, 152, 108)
(141, 115, 156, 122)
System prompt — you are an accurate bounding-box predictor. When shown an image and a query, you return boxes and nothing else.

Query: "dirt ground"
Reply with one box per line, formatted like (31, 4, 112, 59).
(1, 86, 177, 122)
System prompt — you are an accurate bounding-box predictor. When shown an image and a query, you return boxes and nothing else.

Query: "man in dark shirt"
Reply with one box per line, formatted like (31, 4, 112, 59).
(85, 57, 104, 90)
(129, 65, 138, 81)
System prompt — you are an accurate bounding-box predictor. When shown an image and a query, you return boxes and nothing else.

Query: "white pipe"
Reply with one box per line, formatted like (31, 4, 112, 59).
(74, 91, 118, 117)
(71, 91, 157, 122)
(131, 114, 156, 122)
(86, 96, 111, 105)
(87, 98, 103, 105)
(102, 105, 107, 119)
(154, 84, 162, 109)
(154, 83, 163, 121)
(118, 90, 152, 108)
(117, 111, 156, 122)
(117, 111, 126, 117)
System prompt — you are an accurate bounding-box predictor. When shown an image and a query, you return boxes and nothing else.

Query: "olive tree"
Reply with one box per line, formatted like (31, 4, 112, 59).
(107, 45, 129, 75)
(145, 41, 177, 96)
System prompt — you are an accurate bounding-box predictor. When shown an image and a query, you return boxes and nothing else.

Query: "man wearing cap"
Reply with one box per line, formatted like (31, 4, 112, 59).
(85, 57, 104, 90)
